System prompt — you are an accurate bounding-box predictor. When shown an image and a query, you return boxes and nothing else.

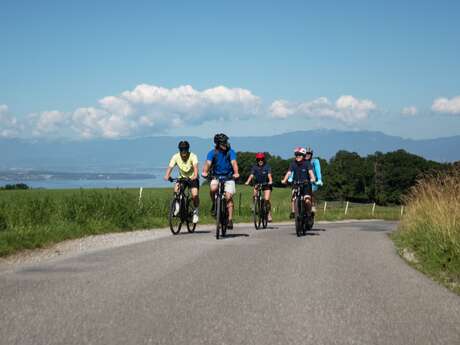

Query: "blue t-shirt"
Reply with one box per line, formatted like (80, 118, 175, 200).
(206, 148, 237, 176)
(289, 160, 313, 182)
(251, 164, 271, 183)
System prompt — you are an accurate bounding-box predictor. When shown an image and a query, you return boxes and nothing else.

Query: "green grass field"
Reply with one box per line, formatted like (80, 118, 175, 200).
(0, 185, 402, 257)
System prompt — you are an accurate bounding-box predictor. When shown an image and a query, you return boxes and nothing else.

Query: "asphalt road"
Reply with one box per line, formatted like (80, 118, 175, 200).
(1, 221, 459, 345)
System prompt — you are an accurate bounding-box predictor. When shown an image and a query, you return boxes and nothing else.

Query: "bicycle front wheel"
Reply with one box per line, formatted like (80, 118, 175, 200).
(253, 198, 261, 230)
(216, 197, 221, 239)
(169, 197, 182, 235)
(221, 198, 228, 238)
(261, 199, 268, 229)
(294, 198, 303, 237)
(186, 199, 196, 233)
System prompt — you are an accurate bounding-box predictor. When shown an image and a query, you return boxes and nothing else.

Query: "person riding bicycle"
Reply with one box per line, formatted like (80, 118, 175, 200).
(164, 140, 200, 223)
(202, 133, 240, 229)
(244, 152, 273, 222)
(304, 146, 323, 213)
(281, 147, 316, 218)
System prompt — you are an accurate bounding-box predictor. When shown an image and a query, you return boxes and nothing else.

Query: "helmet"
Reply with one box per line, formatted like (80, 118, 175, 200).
(305, 146, 313, 155)
(178, 140, 190, 152)
(214, 133, 229, 146)
(255, 152, 265, 160)
(294, 147, 307, 156)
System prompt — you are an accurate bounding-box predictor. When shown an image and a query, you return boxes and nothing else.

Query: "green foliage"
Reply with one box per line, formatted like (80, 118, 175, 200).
(0, 183, 29, 190)
(237, 149, 450, 205)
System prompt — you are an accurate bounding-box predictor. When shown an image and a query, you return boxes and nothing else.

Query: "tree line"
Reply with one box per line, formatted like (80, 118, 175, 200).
(236, 149, 455, 205)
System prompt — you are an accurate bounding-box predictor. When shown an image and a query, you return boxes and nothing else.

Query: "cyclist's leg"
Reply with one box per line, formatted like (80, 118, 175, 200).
(303, 184, 313, 213)
(224, 180, 236, 223)
(209, 179, 218, 215)
(264, 187, 272, 221)
(190, 179, 200, 209)
(290, 188, 295, 218)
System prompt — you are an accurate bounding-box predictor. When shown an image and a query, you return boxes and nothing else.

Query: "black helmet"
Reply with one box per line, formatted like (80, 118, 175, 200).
(305, 146, 313, 155)
(213, 133, 229, 146)
(178, 140, 190, 152)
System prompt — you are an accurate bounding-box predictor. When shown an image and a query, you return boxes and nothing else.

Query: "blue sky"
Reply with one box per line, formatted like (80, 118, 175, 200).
(1, 0, 459, 139)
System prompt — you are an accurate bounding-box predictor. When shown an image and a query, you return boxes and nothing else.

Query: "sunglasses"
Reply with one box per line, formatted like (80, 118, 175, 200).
(294, 153, 304, 157)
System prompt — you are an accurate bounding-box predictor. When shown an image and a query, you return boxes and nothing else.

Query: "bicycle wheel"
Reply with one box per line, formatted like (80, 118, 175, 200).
(169, 197, 182, 235)
(261, 199, 268, 229)
(253, 197, 261, 230)
(186, 198, 196, 233)
(221, 198, 228, 237)
(306, 211, 314, 231)
(215, 196, 221, 239)
(294, 198, 303, 237)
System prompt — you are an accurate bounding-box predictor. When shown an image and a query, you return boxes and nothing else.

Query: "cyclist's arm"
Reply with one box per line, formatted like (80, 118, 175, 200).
(231, 160, 239, 178)
(268, 173, 273, 184)
(192, 163, 199, 180)
(281, 170, 290, 184)
(202, 160, 212, 177)
(164, 166, 174, 181)
(245, 174, 254, 185)
(309, 169, 316, 183)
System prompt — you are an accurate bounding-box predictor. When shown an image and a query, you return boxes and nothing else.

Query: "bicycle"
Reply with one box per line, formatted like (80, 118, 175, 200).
(292, 180, 314, 237)
(252, 183, 271, 230)
(168, 178, 197, 235)
(211, 175, 233, 239)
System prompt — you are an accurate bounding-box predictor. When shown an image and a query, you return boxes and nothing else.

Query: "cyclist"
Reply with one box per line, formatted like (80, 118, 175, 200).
(164, 140, 200, 223)
(281, 147, 316, 218)
(202, 133, 240, 229)
(304, 146, 323, 213)
(244, 152, 273, 222)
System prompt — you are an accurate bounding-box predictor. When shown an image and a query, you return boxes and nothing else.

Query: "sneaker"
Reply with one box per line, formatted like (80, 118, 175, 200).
(192, 209, 199, 224)
(173, 201, 180, 216)
(227, 220, 233, 229)
(289, 212, 295, 219)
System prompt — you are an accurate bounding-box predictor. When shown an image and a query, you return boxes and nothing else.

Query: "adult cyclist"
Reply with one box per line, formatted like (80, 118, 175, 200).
(244, 152, 273, 222)
(281, 147, 316, 218)
(164, 140, 200, 224)
(304, 146, 323, 213)
(202, 133, 240, 229)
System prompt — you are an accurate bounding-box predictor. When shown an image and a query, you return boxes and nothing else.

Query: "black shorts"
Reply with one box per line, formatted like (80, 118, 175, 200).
(291, 183, 312, 198)
(179, 178, 200, 190)
(256, 184, 272, 191)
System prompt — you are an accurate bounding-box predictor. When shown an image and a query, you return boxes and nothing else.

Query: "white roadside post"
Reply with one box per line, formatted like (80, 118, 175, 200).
(372, 202, 376, 216)
(401, 205, 404, 217)
(345, 201, 349, 215)
(323, 201, 327, 214)
(138, 187, 143, 206)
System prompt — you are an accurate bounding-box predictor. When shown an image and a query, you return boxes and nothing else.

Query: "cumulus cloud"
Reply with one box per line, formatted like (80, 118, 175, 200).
(0, 104, 20, 138)
(269, 95, 377, 123)
(71, 84, 261, 138)
(432, 96, 460, 115)
(31, 110, 69, 135)
(401, 106, 417, 116)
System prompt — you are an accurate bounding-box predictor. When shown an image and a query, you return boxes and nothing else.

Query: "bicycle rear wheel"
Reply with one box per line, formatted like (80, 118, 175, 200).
(215, 196, 221, 239)
(186, 199, 196, 233)
(253, 198, 261, 230)
(169, 197, 182, 235)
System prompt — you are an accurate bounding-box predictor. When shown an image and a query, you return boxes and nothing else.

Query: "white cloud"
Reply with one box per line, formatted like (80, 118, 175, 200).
(0, 104, 20, 138)
(401, 106, 417, 116)
(32, 110, 69, 135)
(269, 95, 376, 123)
(70, 84, 261, 138)
(432, 96, 460, 115)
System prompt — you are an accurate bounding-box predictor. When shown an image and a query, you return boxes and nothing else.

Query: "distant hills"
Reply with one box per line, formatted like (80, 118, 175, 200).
(1, 130, 458, 172)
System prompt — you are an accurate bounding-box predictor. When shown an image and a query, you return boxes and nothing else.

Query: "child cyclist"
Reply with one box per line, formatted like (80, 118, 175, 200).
(244, 152, 274, 222)
(304, 146, 323, 213)
(163, 140, 200, 224)
(281, 147, 316, 218)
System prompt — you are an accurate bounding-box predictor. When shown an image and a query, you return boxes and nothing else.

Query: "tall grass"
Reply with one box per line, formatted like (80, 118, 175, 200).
(392, 168, 460, 294)
(0, 185, 401, 257)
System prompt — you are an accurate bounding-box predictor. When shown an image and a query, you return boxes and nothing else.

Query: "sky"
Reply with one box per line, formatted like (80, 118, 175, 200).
(1, 0, 459, 140)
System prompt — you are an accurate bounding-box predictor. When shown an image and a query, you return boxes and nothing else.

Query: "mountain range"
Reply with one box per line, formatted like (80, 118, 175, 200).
(1, 130, 458, 172)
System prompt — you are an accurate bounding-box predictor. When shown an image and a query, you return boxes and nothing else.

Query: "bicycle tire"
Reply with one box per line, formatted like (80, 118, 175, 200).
(294, 197, 303, 237)
(261, 199, 268, 229)
(169, 197, 182, 235)
(253, 197, 261, 230)
(221, 198, 228, 237)
(186, 198, 196, 233)
(215, 196, 221, 239)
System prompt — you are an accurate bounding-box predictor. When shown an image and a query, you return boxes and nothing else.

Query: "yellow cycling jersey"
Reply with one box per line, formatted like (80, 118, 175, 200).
(168, 152, 198, 178)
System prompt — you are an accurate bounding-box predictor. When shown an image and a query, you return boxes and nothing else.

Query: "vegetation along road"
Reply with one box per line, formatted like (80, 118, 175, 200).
(1, 220, 459, 345)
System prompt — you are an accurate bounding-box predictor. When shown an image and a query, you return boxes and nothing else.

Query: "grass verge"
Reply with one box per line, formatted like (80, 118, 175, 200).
(391, 169, 460, 295)
(0, 185, 401, 257)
